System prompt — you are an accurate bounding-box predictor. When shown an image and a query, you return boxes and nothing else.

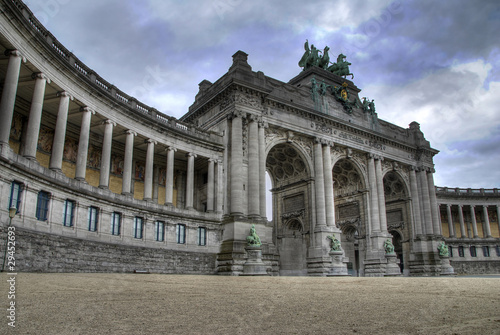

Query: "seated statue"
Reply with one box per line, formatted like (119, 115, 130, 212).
(246, 224, 262, 247)
(384, 239, 395, 254)
(437, 242, 449, 257)
(327, 234, 342, 251)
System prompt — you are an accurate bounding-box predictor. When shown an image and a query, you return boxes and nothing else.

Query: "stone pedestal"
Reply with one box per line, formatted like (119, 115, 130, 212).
(440, 256, 455, 276)
(384, 253, 401, 276)
(241, 246, 269, 276)
(327, 250, 349, 276)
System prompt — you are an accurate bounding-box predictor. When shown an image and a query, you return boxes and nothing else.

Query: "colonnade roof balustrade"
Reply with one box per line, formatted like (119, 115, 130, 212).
(5, 0, 222, 147)
(435, 187, 500, 198)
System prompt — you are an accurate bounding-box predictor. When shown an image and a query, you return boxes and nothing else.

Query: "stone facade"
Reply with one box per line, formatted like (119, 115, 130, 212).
(0, 1, 498, 276)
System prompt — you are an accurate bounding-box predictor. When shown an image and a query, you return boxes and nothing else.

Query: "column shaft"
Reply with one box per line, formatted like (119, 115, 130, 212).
(122, 130, 135, 195)
(230, 113, 243, 215)
(323, 144, 335, 227)
(375, 157, 387, 232)
(314, 140, 326, 228)
(247, 117, 260, 217)
(207, 159, 215, 212)
(24, 73, 47, 159)
(470, 205, 478, 238)
(216, 160, 224, 213)
(446, 204, 455, 238)
(367, 155, 380, 232)
(75, 108, 93, 181)
(99, 120, 114, 188)
(165, 147, 176, 205)
(497, 205, 500, 238)
(427, 171, 441, 235)
(49, 92, 71, 171)
(458, 205, 466, 238)
(418, 169, 433, 235)
(258, 122, 267, 218)
(409, 167, 423, 236)
(483, 205, 492, 237)
(143, 139, 155, 201)
(185, 153, 196, 209)
(0, 50, 23, 145)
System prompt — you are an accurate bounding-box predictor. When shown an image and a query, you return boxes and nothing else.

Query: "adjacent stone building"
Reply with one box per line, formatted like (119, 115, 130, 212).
(0, 1, 498, 276)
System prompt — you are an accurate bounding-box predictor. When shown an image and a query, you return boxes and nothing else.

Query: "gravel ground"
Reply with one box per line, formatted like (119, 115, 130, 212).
(0, 273, 499, 335)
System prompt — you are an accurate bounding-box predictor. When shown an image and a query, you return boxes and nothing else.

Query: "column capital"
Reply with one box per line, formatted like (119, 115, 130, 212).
(446, 203, 452, 208)
(186, 152, 197, 158)
(322, 140, 334, 147)
(248, 114, 259, 122)
(314, 137, 324, 145)
(367, 152, 376, 160)
(228, 110, 246, 120)
(208, 158, 217, 163)
(145, 138, 157, 145)
(258, 120, 268, 128)
(483, 204, 489, 209)
(102, 119, 116, 127)
(57, 91, 74, 100)
(80, 106, 95, 115)
(4, 49, 26, 62)
(31, 72, 51, 84)
(165, 146, 177, 152)
(125, 129, 137, 136)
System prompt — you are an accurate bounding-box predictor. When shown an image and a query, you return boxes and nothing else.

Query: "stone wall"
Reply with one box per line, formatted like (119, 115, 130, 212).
(1, 227, 217, 274)
(451, 260, 500, 275)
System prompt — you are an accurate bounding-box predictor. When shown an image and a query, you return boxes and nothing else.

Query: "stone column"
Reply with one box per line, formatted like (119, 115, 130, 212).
(75, 107, 94, 181)
(185, 152, 196, 210)
(143, 139, 156, 201)
(247, 115, 260, 218)
(458, 205, 466, 238)
(99, 120, 115, 189)
(165, 146, 176, 205)
(23, 73, 48, 159)
(409, 167, 423, 236)
(446, 204, 455, 238)
(258, 121, 267, 219)
(122, 130, 136, 195)
(418, 168, 433, 235)
(482, 205, 492, 238)
(230, 111, 244, 216)
(427, 170, 441, 235)
(314, 138, 326, 228)
(375, 156, 388, 232)
(216, 160, 224, 213)
(207, 158, 215, 212)
(497, 205, 500, 239)
(0, 50, 23, 146)
(470, 205, 478, 238)
(49, 92, 72, 171)
(323, 142, 335, 227)
(367, 154, 380, 232)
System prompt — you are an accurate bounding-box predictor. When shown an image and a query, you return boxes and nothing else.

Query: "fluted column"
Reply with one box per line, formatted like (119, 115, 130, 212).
(367, 154, 380, 232)
(122, 130, 136, 195)
(418, 168, 433, 235)
(143, 139, 156, 201)
(98, 120, 115, 188)
(482, 205, 492, 238)
(458, 205, 466, 238)
(314, 138, 326, 228)
(375, 157, 387, 233)
(207, 158, 215, 212)
(258, 121, 267, 218)
(0, 50, 23, 146)
(446, 204, 455, 238)
(49, 92, 72, 171)
(247, 115, 260, 218)
(323, 142, 335, 227)
(409, 166, 423, 236)
(230, 111, 244, 215)
(24, 73, 49, 159)
(470, 205, 478, 238)
(216, 160, 223, 213)
(75, 107, 94, 181)
(165, 146, 176, 205)
(185, 152, 196, 209)
(427, 170, 441, 235)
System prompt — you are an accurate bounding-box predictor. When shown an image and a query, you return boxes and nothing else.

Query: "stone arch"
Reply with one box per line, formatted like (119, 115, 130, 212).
(331, 158, 366, 197)
(265, 138, 313, 181)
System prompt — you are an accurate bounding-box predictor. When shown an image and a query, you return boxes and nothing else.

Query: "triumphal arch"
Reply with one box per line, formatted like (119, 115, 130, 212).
(181, 47, 447, 276)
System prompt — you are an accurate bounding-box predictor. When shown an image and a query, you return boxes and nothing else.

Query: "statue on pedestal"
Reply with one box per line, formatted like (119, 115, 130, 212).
(437, 242, 449, 257)
(246, 224, 261, 247)
(384, 239, 395, 254)
(327, 233, 342, 252)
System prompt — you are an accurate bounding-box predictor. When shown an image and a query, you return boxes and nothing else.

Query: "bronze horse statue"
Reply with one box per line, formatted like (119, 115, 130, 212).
(328, 54, 354, 79)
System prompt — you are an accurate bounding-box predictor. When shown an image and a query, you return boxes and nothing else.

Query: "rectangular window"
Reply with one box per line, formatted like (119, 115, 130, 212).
(155, 221, 165, 242)
(36, 191, 50, 221)
(88, 206, 99, 232)
(9, 181, 23, 213)
(470, 246, 477, 257)
(448, 246, 453, 258)
(111, 212, 121, 236)
(62, 200, 75, 227)
(496, 245, 500, 257)
(198, 227, 207, 246)
(134, 217, 144, 239)
(483, 246, 490, 257)
(176, 224, 186, 244)
(458, 246, 464, 257)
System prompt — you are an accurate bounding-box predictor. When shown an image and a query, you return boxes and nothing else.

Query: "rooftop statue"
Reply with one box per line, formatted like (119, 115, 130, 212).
(362, 97, 376, 115)
(298, 41, 355, 79)
(246, 224, 262, 247)
(328, 54, 354, 79)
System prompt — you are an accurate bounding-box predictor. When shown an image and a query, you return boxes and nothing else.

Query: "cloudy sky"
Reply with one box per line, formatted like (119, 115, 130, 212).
(25, 0, 499, 189)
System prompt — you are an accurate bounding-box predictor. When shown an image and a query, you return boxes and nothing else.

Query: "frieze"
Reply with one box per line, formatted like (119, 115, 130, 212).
(338, 131, 364, 145)
(310, 121, 333, 134)
(235, 92, 262, 109)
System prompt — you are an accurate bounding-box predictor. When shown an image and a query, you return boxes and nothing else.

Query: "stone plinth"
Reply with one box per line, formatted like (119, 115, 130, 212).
(384, 253, 401, 276)
(439, 256, 455, 276)
(241, 246, 269, 276)
(327, 250, 349, 276)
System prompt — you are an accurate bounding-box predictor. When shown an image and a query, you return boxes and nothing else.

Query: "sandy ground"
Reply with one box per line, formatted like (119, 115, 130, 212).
(0, 273, 499, 335)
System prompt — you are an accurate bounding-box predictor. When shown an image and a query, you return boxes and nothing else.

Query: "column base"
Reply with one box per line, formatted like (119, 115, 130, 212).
(384, 253, 401, 276)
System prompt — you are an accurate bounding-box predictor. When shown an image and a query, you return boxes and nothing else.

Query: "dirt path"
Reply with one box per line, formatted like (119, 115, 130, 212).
(1, 273, 499, 334)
